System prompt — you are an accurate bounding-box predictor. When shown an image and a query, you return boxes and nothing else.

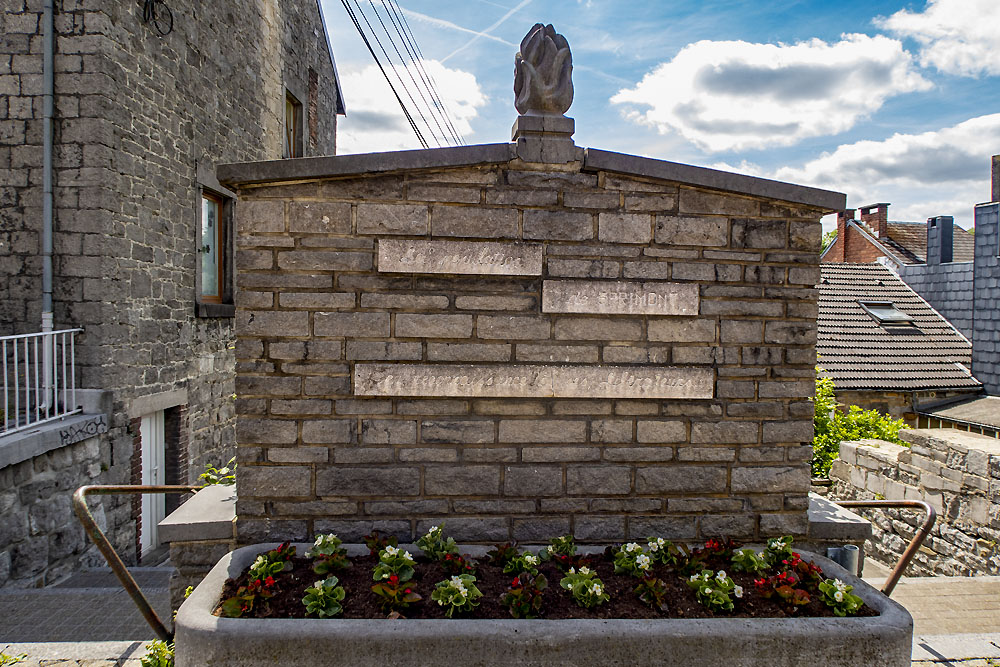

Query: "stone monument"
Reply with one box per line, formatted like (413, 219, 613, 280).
(512, 23, 579, 163)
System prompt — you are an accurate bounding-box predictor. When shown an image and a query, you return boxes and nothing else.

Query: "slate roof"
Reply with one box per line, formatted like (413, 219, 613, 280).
(883, 221, 976, 265)
(918, 395, 1000, 430)
(817, 263, 980, 391)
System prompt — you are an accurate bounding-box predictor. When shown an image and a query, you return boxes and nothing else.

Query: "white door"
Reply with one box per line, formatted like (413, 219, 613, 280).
(140, 410, 166, 556)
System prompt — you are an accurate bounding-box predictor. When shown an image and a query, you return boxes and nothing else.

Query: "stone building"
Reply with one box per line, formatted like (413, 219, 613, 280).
(218, 102, 845, 544)
(0, 0, 344, 587)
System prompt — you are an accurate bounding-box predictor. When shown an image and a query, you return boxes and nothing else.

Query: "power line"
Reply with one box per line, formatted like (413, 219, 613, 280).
(368, 0, 456, 147)
(340, 0, 428, 148)
(350, 0, 441, 147)
(382, 0, 464, 145)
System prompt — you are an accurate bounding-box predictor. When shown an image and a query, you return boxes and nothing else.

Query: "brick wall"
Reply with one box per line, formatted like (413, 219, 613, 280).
(229, 155, 828, 545)
(1, 0, 340, 584)
(831, 429, 1000, 576)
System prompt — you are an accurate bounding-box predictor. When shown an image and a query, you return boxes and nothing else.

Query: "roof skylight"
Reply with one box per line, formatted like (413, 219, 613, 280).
(859, 301, 913, 325)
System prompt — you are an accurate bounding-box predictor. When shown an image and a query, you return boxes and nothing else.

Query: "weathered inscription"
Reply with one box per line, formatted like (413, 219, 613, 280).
(378, 240, 543, 275)
(542, 280, 699, 315)
(354, 364, 714, 399)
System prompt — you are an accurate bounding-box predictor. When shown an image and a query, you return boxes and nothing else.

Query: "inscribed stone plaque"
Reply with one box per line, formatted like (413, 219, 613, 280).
(542, 280, 699, 315)
(354, 364, 714, 399)
(378, 240, 542, 275)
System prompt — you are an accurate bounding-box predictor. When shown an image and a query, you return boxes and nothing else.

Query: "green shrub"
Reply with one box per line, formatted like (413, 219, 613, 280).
(811, 369, 905, 477)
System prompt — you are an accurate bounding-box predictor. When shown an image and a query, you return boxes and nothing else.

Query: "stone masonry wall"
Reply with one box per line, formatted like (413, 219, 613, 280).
(837, 388, 980, 425)
(896, 262, 974, 340)
(830, 429, 1000, 576)
(972, 203, 1000, 393)
(1, 0, 339, 585)
(230, 159, 824, 545)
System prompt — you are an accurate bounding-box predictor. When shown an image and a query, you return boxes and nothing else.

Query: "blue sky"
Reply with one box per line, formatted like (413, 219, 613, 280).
(320, 0, 1000, 230)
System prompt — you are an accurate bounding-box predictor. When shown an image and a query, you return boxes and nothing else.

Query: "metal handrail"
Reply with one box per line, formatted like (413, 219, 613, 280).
(2, 328, 84, 436)
(834, 499, 936, 596)
(73, 484, 201, 641)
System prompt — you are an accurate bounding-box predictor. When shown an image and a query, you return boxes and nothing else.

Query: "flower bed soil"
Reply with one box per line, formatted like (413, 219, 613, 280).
(214, 546, 877, 621)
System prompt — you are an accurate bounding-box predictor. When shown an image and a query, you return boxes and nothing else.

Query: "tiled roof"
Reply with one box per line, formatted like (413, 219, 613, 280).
(884, 221, 976, 265)
(817, 263, 980, 391)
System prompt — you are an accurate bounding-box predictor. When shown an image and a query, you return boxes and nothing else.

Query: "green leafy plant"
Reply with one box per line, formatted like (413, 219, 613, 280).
(818, 578, 864, 616)
(540, 534, 577, 558)
(139, 641, 173, 667)
(559, 566, 609, 608)
(646, 537, 679, 565)
(812, 369, 906, 477)
(306, 533, 351, 575)
(440, 552, 477, 576)
(199, 456, 236, 486)
(613, 542, 652, 577)
(486, 542, 519, 567)
(302, 576, 346, 618)
(371, 573, 422, 613)
(754, 571, 811, 610)
(501, 572, 547, 618)
(0, 653, 28, 667)
(363, 530, 397, 556)
(372, 545, 416, 583)
(416, 524, 459, 561)
(763, 536, 795, 568)
(248, 542, 295, 580)
(220, 543, 294, 617)
(503, 550, 541, 576)
(634, 575, 670, 612)
(731, 548, 768, 574)
(431, 574, 483, 617)
(687, 569, 742, 613)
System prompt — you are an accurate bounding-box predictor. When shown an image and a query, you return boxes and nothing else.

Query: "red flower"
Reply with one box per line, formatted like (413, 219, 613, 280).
(512, 577, 521, 587)
(264, 576, 275, 587)
(389, 574, 399, 585)
(404, 588, 412, 594)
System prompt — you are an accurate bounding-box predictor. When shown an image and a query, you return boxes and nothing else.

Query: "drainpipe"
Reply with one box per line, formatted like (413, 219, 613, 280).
(41, 0, 55, 407)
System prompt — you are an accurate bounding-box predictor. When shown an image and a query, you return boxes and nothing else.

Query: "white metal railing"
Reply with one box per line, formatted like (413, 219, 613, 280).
(1, 328, 83, 437)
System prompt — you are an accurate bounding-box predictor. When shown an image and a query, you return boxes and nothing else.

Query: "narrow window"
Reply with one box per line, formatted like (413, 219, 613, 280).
(284, 91, 302, 159)
(200, 192, 223, 303)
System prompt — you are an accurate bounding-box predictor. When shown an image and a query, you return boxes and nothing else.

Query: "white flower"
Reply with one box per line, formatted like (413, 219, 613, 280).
(834, 591, 844, 602)
(716, 570, 727, 582)
(313, 580, 325, 589)
(734, 585, 744, 598)
(636, 554, 651, 570)
(429, 525, 439, 534)
(525, 554, 538, 566)
(704, 587, 713, 595)
(689, 574, 701, 582)
(384, 545, 398, 557)
(834, 579, 848, 593)
(546, 546, 554, 555)
(625, 542, 640, 553)
(591, 583, 603, 596)
(252, 556, 265, 569)
(579, 566, 591, 575)
(313, 536, 324, 547)
(568, 567, 576, 575)
(403, 551, 414, 562)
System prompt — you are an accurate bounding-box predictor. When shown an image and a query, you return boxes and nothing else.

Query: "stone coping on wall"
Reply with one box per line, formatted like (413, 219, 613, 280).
(0, 412, 109, 470)
(159, 484, 237, 543)
(217, 143, 845, 212)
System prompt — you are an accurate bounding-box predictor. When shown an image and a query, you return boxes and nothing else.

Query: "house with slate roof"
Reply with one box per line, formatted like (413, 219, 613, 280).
(817, 262, 981, 422)
(822, 203, 976, 338)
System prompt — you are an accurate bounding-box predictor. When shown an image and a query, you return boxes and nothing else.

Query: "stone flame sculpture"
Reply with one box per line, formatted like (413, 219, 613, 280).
(512, 23, 578, 163)
(514, 23, 573, 116)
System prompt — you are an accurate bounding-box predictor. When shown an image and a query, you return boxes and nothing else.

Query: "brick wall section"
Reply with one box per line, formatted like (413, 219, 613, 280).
(896, 262, 974, 339)
(972, 203, 1000, 393)
(830, 429, 1000, 576)
(1, 0, 339, 584)
(231, 162, 824, 545)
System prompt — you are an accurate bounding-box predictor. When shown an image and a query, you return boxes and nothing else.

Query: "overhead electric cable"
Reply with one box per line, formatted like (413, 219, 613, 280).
(368, 0, 454, 147)
(382, 0, 464, 145)
(340, 0, 428, 148)
(390, 0, 466, 145)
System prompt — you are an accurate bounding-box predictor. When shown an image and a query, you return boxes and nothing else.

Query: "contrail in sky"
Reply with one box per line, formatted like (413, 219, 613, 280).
(437, 0, 533, 64)
(400, 7, 517, 48)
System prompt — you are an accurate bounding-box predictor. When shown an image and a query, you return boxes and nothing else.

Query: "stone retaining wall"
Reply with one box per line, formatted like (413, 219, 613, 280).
(223, 144, 838, 545)
(830, 428, 1000, 576)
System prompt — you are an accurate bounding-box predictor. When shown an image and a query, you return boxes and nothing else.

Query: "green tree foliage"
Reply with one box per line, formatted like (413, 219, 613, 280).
(821, 229, 838, 251)
(812, 369, 906, 477)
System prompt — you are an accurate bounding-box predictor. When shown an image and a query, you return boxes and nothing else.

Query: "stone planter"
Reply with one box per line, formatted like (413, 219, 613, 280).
(174, 543, 913, 667)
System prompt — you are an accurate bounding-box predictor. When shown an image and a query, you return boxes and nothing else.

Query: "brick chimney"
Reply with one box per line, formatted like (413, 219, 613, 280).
(859, 203, 889, 238)
(830, 209, 854, 262)
(992, 154, 999, 203)
(926, 215, 953, 265)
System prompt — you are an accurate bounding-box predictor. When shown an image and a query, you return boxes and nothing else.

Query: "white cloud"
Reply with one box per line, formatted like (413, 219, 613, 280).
(337, 60, 487, 154)
(876, 0, 1000, 77)
(610, 34, 930, 153)
(763, 114, 1000, 229)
